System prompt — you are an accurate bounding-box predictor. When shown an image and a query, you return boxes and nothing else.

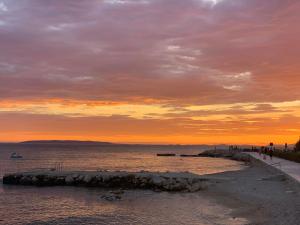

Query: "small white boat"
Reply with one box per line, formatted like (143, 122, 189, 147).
(10, 152, 23, 159)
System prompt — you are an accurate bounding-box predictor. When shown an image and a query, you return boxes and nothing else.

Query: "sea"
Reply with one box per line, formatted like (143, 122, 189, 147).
(0, 143, 248, 225)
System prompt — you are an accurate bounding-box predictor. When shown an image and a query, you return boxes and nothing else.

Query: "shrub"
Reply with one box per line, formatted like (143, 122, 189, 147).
(295, 139, 300, 152)
(272, 151, 300, 163)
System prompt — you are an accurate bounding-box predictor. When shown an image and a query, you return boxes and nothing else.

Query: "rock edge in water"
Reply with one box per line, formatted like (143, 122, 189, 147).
(3, 171, 209, 192)
(198, 150, 251, 162)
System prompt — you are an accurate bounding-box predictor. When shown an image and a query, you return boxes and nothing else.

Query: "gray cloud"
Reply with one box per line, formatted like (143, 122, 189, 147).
(0, 0, 299, 104)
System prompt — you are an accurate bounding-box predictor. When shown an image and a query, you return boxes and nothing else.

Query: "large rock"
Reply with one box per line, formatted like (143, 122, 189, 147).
(83, 175, 92, 183)
(65, 175, 74, 184)
(232, 153, 250, 162)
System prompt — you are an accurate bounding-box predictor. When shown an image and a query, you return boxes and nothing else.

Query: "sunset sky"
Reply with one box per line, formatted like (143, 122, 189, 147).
(0, 0, 299, 144)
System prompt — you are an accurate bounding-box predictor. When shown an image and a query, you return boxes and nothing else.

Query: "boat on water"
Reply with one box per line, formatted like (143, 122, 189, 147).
(10, 152, 23, 159)
(156, 153, 176, 157)
(180, 154, 200, 157)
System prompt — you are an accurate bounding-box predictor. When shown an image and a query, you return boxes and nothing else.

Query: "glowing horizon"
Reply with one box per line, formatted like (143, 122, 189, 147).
(0, 0, 299, 145)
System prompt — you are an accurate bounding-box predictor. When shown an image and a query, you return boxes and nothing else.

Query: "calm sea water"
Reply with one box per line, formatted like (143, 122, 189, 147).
(0, 144, 247, 225)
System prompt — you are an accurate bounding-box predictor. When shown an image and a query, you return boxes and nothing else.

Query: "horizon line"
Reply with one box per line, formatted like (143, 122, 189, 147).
(0, 139, 295, 146)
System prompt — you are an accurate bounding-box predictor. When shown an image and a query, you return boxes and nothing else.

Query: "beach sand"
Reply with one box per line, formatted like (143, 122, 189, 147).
(202, 159, 300, 225)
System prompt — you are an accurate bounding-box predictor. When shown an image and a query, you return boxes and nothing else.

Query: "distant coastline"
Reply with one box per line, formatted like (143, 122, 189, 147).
(0, 140, 257, 148)
(0, 140, 214, 149)
(19, 140, 114, 146)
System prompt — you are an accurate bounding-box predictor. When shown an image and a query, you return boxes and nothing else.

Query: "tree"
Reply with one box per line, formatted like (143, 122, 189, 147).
(295, 139, 300, 152)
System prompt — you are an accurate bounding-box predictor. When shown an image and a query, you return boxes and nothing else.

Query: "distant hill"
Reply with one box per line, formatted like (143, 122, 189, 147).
(4, 141, 262, 149)
(19, 140, 114, 146)
(17, 140, 211, 148)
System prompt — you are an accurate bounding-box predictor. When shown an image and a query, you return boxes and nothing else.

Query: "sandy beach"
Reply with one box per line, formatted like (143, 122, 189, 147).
(202, 159, 300, 225)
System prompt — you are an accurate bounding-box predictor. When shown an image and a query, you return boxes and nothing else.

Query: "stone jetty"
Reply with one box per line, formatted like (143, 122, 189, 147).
(198, 150, 251, 162)
(3, 170, 210, 192)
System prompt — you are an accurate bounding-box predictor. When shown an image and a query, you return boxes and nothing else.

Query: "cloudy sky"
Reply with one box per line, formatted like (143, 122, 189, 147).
(0, 0, 299, 144)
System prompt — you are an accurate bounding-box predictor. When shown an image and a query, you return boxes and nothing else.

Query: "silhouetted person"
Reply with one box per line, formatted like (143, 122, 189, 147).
(259, 147, 263, 156)
(269, 148, 273, 160)
(263, 147, 267, 160)
(285, 143, 288, 151)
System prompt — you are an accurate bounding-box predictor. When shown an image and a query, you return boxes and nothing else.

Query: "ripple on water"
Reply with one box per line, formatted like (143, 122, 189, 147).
(0, 185, 248, 225)
(0, 146, 247, 224)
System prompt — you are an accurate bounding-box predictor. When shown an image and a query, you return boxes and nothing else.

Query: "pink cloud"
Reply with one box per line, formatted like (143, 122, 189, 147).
(0, 0, 299, 105)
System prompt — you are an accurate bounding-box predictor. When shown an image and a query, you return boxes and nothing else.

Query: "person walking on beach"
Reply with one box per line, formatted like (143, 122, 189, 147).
(263, 147, 267, 160)
(269, 148, 273, 160)
(259, 147, 263, 156)
(269, 142, 274, 160)
(284, 143, 288, 152)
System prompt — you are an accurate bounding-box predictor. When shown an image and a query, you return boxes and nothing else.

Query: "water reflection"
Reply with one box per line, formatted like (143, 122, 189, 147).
(0, 184, 248, 225)
(0, 145, 247, 225)
(0, 145, 244, 177)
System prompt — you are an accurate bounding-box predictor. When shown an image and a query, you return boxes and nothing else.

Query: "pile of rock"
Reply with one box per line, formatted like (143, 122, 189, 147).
(199, 150, 251, 162)
(231, 153, 251, 162)
(3, 171, 208, 192)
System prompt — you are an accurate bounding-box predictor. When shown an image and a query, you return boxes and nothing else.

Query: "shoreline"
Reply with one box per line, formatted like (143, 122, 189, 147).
(2, 157, 299, 225)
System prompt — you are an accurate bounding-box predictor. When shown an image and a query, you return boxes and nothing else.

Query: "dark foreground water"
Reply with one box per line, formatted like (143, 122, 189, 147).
(0, 144, 247, 225)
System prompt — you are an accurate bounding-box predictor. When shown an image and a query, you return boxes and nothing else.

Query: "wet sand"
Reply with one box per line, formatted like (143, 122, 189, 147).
(203, 159, 300, 225)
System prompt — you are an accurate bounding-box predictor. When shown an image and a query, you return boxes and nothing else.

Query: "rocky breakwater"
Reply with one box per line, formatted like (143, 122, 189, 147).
(3, 171, 209, 192)
(198, 150, 251, 162)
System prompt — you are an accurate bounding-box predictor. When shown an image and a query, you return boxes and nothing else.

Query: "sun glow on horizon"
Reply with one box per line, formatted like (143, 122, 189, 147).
(0, 0, 299, 145)
(0, 99, 299, 145)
